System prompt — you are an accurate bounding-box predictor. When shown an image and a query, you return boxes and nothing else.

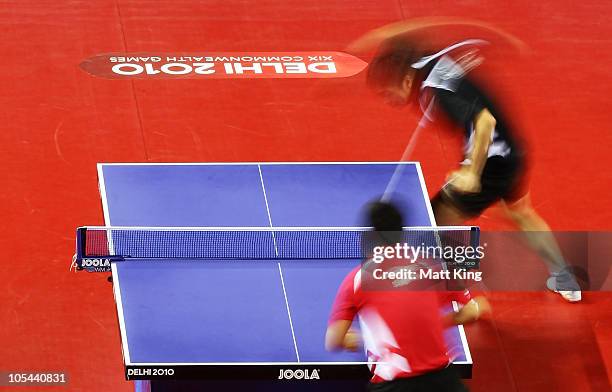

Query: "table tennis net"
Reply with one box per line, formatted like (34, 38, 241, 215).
(76, 226, 479, 263)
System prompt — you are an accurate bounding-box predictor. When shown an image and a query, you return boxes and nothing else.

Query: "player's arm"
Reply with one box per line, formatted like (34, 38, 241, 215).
(325, 320, 360, 351)
(443, 296, 491, 326)
(326, 269, 362, 352)
(438, 83, 497, 193)
(467, 109, 496, 177)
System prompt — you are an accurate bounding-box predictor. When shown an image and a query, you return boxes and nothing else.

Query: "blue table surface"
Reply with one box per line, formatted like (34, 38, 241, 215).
(101, 163, 468, 365)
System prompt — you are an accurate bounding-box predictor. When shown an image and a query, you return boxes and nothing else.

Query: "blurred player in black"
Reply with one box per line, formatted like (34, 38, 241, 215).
(363, 37, 581, 302)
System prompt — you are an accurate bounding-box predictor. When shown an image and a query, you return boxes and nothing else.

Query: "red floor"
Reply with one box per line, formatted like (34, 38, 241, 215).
(1, 1, 610, 391)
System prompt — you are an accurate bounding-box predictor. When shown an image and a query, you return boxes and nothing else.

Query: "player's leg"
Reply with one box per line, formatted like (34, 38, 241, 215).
(430, 194, 474, 292)
(431, 157, 510, 226)
(431, 157, 521, 294)
(502, 194, 581, 302)
(501, 193, 566, 270)
(431, 194, 469, 225)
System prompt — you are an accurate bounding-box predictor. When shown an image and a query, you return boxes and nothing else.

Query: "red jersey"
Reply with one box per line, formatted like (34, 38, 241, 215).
(328, 265, 470, 383)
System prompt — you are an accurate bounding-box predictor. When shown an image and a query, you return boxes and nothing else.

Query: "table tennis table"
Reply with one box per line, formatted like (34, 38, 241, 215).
(96, 162, 472, 390)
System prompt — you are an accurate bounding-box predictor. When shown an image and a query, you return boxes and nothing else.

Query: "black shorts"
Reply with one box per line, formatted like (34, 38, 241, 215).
(432, 155, 526, 218)
(368, 366, 468, 392)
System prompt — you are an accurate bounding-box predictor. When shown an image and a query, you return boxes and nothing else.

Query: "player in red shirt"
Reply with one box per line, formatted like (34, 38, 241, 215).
(326, 201, 489, 391)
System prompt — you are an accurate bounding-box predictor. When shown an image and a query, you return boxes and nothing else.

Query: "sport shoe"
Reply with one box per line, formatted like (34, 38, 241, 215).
(546, 268, 582, 302)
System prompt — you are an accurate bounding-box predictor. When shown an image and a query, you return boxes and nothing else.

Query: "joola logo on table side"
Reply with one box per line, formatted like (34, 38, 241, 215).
(81, 258, 111, 267)
(277, 369, 320, 380)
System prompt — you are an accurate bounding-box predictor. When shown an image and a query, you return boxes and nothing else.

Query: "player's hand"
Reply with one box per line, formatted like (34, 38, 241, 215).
(471, 296, 492, 319)
(444, 296, 492, 326)
(343, 329, 361, 351)
(446, 168, 481, 194)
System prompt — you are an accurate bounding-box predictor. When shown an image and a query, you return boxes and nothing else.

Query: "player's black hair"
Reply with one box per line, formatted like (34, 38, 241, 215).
(366, 38, 425, 90)
(363, 200, 405, 248)
(367, 200, 404, 231)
